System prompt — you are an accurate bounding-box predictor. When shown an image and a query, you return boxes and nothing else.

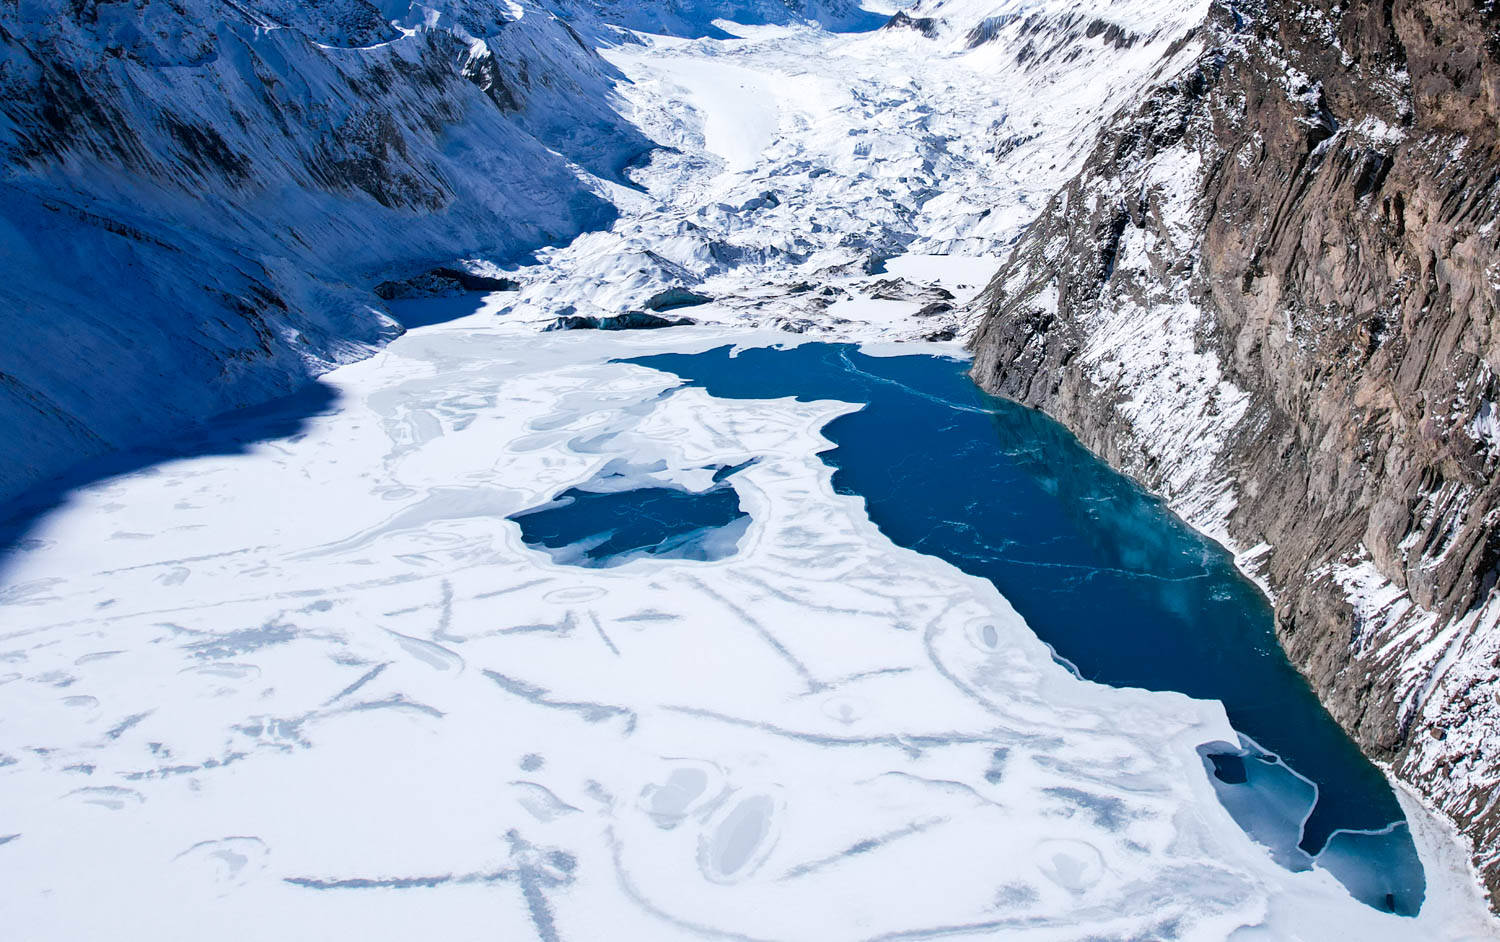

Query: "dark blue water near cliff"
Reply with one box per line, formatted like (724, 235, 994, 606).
(625, 342, 1424, 914)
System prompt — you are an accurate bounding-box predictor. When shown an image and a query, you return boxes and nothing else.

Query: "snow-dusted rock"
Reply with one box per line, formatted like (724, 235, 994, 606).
(970, 0, 1500, 904)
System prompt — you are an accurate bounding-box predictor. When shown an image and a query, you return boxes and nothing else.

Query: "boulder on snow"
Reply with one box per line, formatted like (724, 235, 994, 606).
(737, 190, 780, 213)
(869, 278, 955, 304)
(642, 286, 713, 311)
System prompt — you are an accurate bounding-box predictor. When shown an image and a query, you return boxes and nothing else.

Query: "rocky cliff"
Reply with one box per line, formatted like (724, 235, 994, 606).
(970, 0, 1500, 903)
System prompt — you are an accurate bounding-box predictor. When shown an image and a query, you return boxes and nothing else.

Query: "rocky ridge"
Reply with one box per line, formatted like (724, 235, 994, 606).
(969, 0, 1500, 903)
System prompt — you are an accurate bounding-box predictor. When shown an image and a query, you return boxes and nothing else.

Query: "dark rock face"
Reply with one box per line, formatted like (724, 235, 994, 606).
(642, 286, 713, 311)
(881, 11, 939, 39)
(966, 9, 1142, 58)
(970, 0, 1500, 901)
(374, 267, 521, 300)
(543, 311, 695, 331)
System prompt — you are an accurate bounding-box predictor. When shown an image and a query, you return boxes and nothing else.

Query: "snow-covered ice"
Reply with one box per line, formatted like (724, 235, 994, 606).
(1, 316, 1495, 940)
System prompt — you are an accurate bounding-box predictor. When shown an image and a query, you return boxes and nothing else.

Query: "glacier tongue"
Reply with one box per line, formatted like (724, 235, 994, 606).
(495, 2, 1213, 337)
(0, 0, 1215, 502)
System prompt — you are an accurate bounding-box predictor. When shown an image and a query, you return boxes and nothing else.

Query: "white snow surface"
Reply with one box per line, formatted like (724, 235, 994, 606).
(2, 316, 1496, 940)
(1469, 400, 1500, 456)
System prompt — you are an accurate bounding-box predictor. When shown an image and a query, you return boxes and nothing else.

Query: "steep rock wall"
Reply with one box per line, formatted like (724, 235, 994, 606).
(970, 0, 1500, 902)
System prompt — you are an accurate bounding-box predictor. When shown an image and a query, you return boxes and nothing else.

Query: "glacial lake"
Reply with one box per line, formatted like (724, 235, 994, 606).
(546, 342, 1425, 914)
(6, 322, 1464, 935)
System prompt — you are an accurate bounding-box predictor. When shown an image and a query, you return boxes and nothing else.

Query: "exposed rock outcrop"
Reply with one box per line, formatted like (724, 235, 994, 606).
(970, 0, 1500, 903)
(544, 310, 694, 330)
(374, 266, 521, 300)
(642, 286, 713, 311)
(882, 11, 940, 38)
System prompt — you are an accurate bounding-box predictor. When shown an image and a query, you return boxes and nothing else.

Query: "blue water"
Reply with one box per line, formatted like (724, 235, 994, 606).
(619, 342, 1424, 914)
(511, 463, 750, 567)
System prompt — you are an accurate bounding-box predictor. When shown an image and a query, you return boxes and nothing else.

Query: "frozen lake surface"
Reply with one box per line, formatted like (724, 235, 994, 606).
(627, 343, 1421, 911)
(1, 320, 1494, 940)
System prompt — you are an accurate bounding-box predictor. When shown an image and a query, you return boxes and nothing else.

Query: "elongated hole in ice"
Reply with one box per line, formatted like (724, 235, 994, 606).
(510, 463, 751, 568)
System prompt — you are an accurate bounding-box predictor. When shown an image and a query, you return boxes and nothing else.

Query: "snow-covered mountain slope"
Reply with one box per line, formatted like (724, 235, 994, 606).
(969, 0, 1500, 905)
(0, 0, 650, 507)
